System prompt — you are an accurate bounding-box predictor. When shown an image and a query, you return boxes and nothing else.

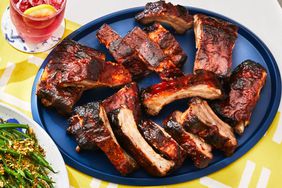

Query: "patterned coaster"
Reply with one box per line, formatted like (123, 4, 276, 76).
(1, 6, 65, 53)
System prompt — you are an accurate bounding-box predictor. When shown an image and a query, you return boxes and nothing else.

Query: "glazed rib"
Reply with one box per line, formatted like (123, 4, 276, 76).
(58, 59, 132, 89)
(97, 24, 151, 78)
(102, 82, 141, 123)
(37, 39, 104, 114)
(67, 102, 138, 175)
(110, 107, 174, 176)
(135, 1, 193, 34)
(138, 120, 187, 169)
(212, 60, 267, 134)
(163, 113, 213, 168)
(180, 98, 237, 156)
(97, 24, 183, 80)
(144, 23, 187, 68)
(141, 70, 223, 116)
(123, 26, 184, 80)
(193, 14, 238, 77)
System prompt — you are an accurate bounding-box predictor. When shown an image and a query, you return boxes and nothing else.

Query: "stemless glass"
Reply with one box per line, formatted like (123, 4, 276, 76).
(9, 0, 66, 43)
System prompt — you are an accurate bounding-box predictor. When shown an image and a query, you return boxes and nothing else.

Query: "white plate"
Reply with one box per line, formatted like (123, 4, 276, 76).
(0, 103, 69, 188)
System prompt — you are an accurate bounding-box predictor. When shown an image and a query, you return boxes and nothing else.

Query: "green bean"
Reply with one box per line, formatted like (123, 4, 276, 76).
(4, 166, 25, 186)
(30, 153, 55, 173)
(0, 123, 29, 129)
(0, 148, 20, 157)
(10, 129, 30, 139)
(0, 130, 15, 140)
(0, 134, 10, 142)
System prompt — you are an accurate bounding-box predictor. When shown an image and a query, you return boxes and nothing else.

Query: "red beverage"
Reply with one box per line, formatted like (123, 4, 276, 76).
(10, 0, 66, 43)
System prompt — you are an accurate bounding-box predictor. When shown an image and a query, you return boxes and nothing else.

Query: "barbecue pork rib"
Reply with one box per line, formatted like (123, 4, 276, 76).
(163, 113, 213, 168)
(102, 82, 141, 123)
(96, 24, 151, 79)
(141, 70, 223, 116)
(67, 102, 138, 175)
(178, 98, 237, 156)
(138, 120, 187, 169)
(110, 106, 175, 176)
(144, 23, 187, 68)
(37, 39, 106, 115)
(97, 24, 184, 80)
(193, 14, 238, 77)
(212, 60, 267, 134)
(123, 26, 184, 80)
(135, 1, 193, 34)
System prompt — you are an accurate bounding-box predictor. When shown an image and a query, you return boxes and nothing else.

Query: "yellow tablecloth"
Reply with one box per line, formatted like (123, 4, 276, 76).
(0, 0, 281, 187)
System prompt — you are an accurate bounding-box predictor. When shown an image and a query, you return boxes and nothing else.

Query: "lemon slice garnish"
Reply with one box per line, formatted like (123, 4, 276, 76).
(23, 4, 57, 18)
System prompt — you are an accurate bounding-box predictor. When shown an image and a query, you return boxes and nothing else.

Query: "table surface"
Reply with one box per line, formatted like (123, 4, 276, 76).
(0, 0, 282, 188)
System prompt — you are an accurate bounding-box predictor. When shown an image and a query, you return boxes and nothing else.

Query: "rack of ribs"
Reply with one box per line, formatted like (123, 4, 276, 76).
(97, 24, 151, 79)
(138, 120, 187, 169)
(110, 106, 175, 176)
(212, 60, 267, 134)
(97, 24, 184, 80)
(141, 70, 223, 116)
(135, 1, 193, 34)
(177, 98, 237, 156)
(193, 14, 238, 77)
(163, 113, 213, 168)
(144, 23, 187, 68)
(67, 102, 138, 175)
(102, 82, 141, 123)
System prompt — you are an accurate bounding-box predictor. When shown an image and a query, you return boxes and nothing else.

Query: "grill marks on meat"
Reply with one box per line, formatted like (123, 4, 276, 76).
(135, 1, 193, 34)
(110, 107, 174, 176)
(138, 120, 187, 169)
(141, 70, 223, 116)
(123, 27, 184, 80)
(67, 102, 138, 175)
(57, 58, 132, 89)
(97, 24, 184, 80)
(193, 14, 238, 77)
(97, 24, 151, 78)
(102, 82, 141, 123)
(37, 39, 132, 115)
(179, 98, 237, 156)
(37, 39, 105, 114)
(144, 23, 187, 68)
(163, 113, 213, 168)
(212, 60, 267, 134)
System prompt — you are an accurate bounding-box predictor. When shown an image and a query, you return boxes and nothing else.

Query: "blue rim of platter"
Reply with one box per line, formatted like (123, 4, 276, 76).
(31, 7, 281, 185)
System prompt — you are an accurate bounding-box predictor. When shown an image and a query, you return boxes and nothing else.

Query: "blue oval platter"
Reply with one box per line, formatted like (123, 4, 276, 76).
(31, 7, 281, 186)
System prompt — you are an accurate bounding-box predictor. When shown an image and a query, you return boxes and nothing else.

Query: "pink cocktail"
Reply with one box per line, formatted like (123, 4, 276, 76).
(10, 0, 66, 43)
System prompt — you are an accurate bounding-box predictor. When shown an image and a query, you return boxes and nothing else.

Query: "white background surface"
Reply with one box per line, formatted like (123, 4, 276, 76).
(65, 0, 282, 106)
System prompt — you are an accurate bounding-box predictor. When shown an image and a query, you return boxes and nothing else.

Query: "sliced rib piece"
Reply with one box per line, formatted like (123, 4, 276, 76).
(193, 14, 238, 77)
(135, 1, 193, 34)
(58, 59, 132, 89)
(110, 106, 174, 176)
(179, 98, 237, 156)
(212, 60, 267, 134)
(138, 120, 187, 169)
(141, 70, 223, 116)
(102, 82, 141, 123)
(96, 24, 151, 78)
(163, 113, 213, 168)
(37, 81, 83, 115)
(144, 23, 187, 68)
(37, 39, 104, 115)
(97, 24, 183, 80)
(67, 102, 138, 175)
